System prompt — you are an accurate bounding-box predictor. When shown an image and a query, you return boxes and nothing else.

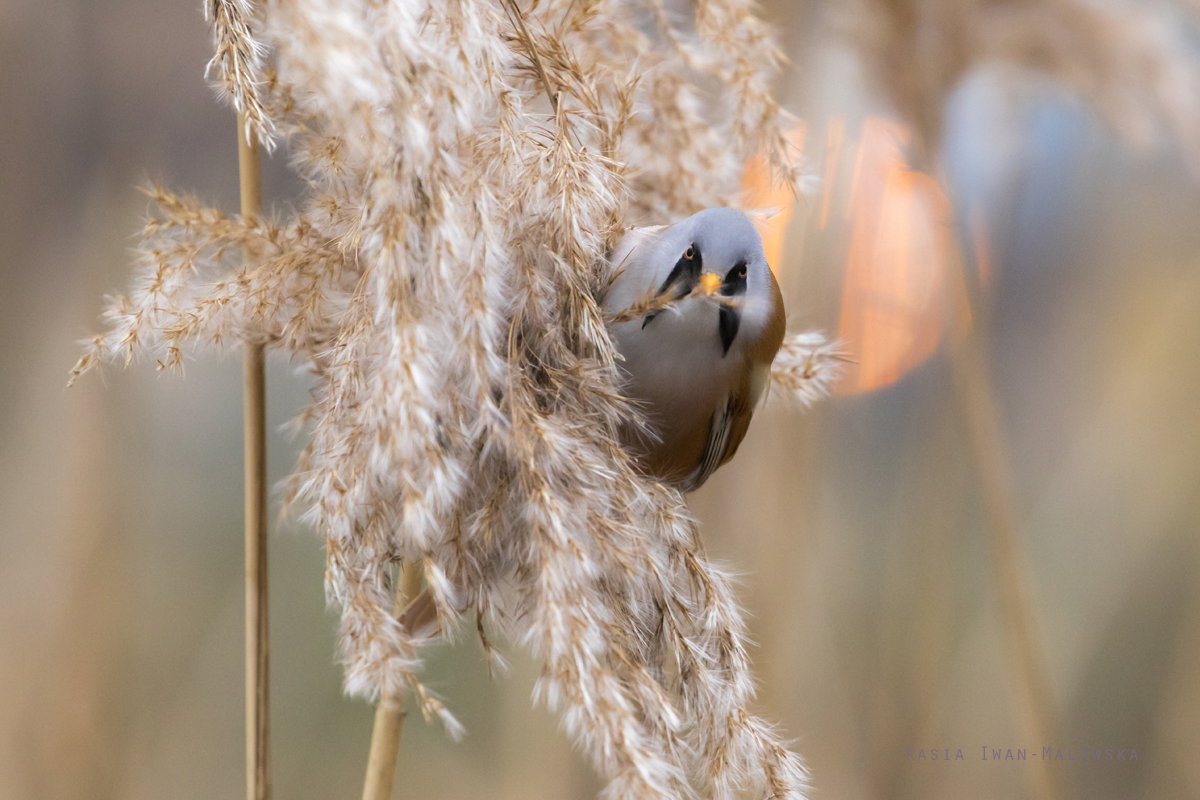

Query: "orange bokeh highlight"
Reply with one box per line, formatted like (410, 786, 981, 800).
(740, 116, 975, 394)
(835, 118, 971, 394)
(819, 117, 845, 230)
(741, 121, 807, 275)
(970, 203, 994, 287)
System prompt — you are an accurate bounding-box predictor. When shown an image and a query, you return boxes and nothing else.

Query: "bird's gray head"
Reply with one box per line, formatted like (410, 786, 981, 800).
(641, 207, 775, 356)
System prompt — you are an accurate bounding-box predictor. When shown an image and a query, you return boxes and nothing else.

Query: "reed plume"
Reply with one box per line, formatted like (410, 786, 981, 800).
(72, 1, 838, 797)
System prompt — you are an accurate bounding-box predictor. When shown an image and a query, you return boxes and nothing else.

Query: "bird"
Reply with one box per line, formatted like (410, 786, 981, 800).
(603, 207, 786, 492)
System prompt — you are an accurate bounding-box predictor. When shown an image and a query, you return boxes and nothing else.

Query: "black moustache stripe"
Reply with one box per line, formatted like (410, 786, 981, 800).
(719, 305, 739, 356)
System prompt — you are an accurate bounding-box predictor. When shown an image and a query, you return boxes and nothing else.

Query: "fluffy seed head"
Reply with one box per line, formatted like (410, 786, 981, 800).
(73, 1, 836, 798)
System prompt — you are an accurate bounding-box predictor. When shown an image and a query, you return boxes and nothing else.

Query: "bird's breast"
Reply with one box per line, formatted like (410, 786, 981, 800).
(610, 302, 738, 482)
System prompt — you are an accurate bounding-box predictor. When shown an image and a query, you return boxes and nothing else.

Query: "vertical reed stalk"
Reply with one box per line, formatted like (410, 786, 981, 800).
(951, 325, 1068, 800)
(239, 110, 271, 800)
(361, 561, 425, 800)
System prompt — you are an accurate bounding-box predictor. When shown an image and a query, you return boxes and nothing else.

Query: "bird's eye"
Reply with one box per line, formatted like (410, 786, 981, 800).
(722, 261, 748, 295)
(684, 245, 696, 260)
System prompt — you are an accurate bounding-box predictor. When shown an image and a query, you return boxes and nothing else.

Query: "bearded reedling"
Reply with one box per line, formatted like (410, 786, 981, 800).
(605, 208, 787, 491)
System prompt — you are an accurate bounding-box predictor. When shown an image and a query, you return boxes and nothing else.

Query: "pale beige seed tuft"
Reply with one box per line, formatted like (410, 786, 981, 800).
(76, 2, 827, 798)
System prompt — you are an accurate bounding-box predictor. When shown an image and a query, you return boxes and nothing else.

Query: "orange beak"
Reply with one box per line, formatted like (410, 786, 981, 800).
(698, 272, 722, 297)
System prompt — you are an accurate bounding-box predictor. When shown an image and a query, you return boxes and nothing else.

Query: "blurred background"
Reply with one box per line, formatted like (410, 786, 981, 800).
(2, 1, 1198, 799)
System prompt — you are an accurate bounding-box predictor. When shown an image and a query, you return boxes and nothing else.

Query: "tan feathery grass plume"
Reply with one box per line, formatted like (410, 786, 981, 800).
(770, 332, 845, 408)
(72, 1, 838, 797)
(206, 0, 276, 148)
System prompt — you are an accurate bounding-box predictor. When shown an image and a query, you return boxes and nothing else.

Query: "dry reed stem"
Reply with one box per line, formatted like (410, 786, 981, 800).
(239, 110, 271, 800)
(499, 0, 559, 112)
(604, 275, 735, 324)
(951, 323, 1068, 800)
(361, 561, 426, 800)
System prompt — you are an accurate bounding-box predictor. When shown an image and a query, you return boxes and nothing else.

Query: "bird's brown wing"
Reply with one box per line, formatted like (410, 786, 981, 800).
(718, 385, 755, 468)
(687, 368, 760, 489)
(690, 400, 734, 490)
